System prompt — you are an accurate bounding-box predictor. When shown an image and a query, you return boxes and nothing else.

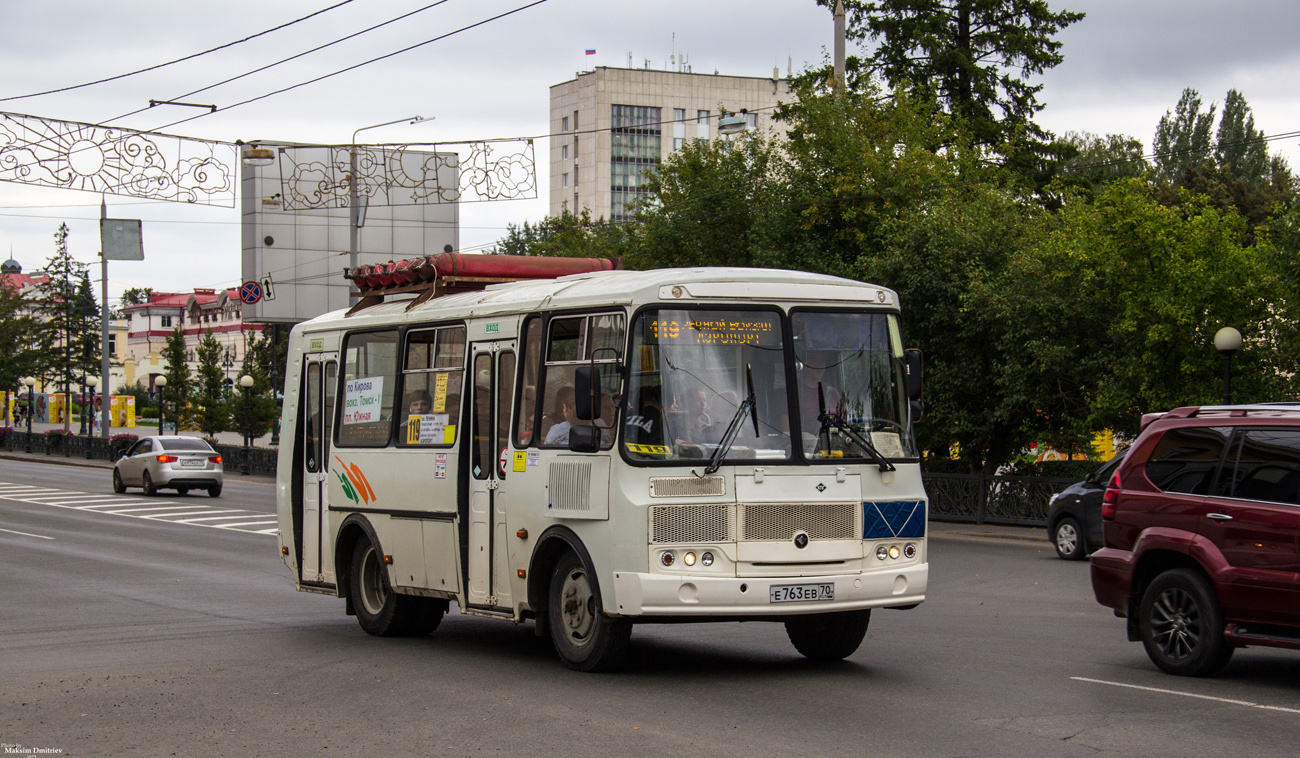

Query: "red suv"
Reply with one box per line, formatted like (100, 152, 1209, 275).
(1091, 405, 1300, 676)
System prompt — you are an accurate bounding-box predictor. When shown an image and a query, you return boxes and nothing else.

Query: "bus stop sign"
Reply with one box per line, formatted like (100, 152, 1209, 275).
(240, 280, 263, 304)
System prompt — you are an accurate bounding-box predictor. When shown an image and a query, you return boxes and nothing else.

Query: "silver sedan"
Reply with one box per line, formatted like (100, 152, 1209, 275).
(113, 436, 224, 497)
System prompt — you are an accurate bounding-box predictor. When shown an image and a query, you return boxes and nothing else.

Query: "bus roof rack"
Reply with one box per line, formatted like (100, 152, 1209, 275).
(342, 253, 620, 316)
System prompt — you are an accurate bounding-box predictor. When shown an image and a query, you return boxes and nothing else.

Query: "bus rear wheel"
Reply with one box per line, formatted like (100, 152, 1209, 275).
(547, 552, 631, 672)
(785, 610, 871, 661)
(350, 537, 439, 637)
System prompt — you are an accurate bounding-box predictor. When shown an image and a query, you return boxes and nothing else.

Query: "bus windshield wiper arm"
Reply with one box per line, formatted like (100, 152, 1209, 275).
(703, 365, 759, 476)
(818, 381, 895, 472)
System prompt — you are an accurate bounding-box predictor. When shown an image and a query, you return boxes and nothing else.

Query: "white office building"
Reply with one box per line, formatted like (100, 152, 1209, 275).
(549, 66, 791, 223)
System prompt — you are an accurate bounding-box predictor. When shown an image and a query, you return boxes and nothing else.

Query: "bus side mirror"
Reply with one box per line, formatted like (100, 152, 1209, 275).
(905, 349, 923, 402)
(568, 424, 599, 453)
(574, 366, 601, 421)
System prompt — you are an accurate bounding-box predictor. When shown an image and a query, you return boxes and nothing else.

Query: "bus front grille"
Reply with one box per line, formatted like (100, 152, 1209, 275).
(649, 504, 734, 544)
(739, 502, 860, 541)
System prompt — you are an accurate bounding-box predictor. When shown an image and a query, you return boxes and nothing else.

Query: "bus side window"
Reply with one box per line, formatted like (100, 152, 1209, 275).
(398, 325, 465, 447)
(538, 313, 624, 450)
(337, 330, 399, 448)
(514, 316, 542, 448)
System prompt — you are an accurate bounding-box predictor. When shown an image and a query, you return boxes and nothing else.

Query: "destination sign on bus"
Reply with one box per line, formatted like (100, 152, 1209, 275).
(648, 314, 778, 346)
(343, 376, 384, 425)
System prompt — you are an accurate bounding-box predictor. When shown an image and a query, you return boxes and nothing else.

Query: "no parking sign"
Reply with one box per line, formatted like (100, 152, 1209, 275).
(240, 280, 263, 304)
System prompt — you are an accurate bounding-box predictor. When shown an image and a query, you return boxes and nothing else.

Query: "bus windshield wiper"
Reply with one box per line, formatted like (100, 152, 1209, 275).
(703, 365, 759, 476)
(818, 382, 895, 472)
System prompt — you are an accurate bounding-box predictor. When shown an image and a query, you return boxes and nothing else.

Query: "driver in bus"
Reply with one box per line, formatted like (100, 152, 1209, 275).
(544, 386, 577, 445)
(796, 351, 845, 440)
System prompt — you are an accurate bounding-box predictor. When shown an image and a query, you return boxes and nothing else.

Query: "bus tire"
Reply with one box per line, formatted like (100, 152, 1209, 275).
(350, 537, 420, 637)
(547, 551, 631, 672)
(785, 610, 871, 661)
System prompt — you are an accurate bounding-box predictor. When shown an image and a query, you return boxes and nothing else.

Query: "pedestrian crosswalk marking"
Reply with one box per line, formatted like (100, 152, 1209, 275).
(0, 481, 278, 537)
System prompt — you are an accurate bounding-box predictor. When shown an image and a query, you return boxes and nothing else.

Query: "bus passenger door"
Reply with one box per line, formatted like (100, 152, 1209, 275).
(466, 342, 516, 609)
(301, 354, 338, 586)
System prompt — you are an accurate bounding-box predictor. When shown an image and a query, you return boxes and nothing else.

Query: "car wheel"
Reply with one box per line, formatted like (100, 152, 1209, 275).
(785, 610, 872, 661)
(1140, 568, 1234, 677)
(208, 484, 222, 498)
(142, 471, 157, 496)
(350, 536, 422, 637)
(548, 551, 632, 672)
(1053, 517, 1086, 560)
(112, 468, 127, 494)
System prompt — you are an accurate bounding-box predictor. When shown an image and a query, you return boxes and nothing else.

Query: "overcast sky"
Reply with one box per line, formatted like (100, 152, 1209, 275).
(2, 0, 1298, 307)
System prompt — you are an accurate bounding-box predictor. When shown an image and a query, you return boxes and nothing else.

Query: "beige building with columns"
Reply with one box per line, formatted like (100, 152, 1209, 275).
(549, 66, 792, 223)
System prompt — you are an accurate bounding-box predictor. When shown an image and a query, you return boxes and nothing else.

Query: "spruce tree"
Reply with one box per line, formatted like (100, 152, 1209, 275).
(161, 325, 193, 431)
(195, 331, 229, 436)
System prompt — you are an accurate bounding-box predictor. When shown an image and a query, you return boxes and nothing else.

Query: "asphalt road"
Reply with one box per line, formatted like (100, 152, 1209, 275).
(2, 458, 1300, 757)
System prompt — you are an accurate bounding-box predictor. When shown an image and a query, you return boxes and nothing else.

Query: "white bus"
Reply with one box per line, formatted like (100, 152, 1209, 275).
(276, 256, 929, 671)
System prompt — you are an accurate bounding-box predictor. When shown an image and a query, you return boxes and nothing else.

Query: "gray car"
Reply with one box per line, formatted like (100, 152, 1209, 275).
(113, 436, 223, 497)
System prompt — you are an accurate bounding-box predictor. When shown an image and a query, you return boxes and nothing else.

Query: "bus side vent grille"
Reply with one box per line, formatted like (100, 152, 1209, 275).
(739, 503, 859, 541)
(548, 462, 592, 512)
(649, 476, 725, 498)
(650, 504, 734, 544)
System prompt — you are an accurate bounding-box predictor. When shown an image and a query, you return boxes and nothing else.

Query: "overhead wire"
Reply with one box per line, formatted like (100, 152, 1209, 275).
(144, 0, 551, 134)
(102, 0, 458, 126)
(0, 0, 358, 103)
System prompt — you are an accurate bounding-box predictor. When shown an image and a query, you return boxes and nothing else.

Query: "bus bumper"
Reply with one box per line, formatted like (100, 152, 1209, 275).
(610, 565, 928, 617)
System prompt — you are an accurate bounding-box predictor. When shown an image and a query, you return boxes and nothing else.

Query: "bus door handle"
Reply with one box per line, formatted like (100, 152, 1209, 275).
(1206, 513, 1233, 521)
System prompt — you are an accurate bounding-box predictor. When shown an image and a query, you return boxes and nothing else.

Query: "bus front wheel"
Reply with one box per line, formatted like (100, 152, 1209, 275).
(547, 552, 631, 672)
(785, 610, 871, 661)
(351, 537, 442, 637)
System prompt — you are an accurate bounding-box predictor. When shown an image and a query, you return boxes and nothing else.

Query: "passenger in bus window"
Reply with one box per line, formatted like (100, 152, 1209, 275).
(626, 384, 665, 446)
(407, 389, 433, 415)
(544, 386, 577, 445)
(684, 386, 712, 433)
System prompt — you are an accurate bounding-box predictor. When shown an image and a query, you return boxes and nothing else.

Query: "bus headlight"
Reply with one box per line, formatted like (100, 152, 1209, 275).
(888, 545, 901, 560)
(701, 552, 714, 566)
(683, 552, 697, 566)
(660, 551, 675, 567)
(904, 543, 917, 559)
(876, 546, 888, 561)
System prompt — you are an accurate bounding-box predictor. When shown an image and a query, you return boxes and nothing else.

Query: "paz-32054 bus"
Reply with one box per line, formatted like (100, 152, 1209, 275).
(276, 255, 928, 671)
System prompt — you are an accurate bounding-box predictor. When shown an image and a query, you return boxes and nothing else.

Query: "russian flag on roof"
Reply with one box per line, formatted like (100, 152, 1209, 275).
(585, 49, 596, 55)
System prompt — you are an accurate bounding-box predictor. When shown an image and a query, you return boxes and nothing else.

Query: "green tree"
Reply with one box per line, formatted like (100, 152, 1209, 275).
(488, 209, 639, 260)
(234, 333, 278, 440)
(1215, 89, 1272, 188)
(1152, 87, 1217, 183)
(0, 278, 39, 394)
(161, 325, 193, 431)
(33, 223, 98, 428)
(194, 331, 229, 436)
(822, 0, 1084, 150)
(1053, 131, 1149, 196)
(115, 286, 152, 317)
(1031, 179, 1300, 434)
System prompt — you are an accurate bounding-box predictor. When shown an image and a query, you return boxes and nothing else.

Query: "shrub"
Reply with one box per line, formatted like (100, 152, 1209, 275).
(44, 428, 72, 447)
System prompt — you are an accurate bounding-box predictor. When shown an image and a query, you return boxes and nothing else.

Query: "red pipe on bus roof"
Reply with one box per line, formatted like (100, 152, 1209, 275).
(432, 252, 618, 279)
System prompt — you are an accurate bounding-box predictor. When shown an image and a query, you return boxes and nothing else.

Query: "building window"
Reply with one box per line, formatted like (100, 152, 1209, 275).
(746, 112, 758, 130)
(108, 334, 117, 355)
(610, 104, 662, 224)
(562, 116, 569, 132)
(674, 108, 685, 122)
(562, 144, 569, 161)
(697, 110, 711, 141)
(673, 137, 684, 151)
(562, 173, 569, 188)
(697, 110, 709, 125)
(160, 315, 172, 328)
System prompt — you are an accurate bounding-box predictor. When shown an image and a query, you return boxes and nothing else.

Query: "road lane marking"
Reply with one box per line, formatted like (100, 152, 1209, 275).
(0, 481, 275, 536)
(0, 527, 54, 540)
(1072, 677, 1300, 714)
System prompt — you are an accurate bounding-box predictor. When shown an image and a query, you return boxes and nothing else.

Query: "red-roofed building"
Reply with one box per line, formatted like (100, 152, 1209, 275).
(120, 288, 264, 391)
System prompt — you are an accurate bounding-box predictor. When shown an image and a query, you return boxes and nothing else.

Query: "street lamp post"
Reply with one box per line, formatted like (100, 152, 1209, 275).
(22, 376, 35, 453)
(239, 374, 254, 476)
(1214, 326, 1243, 406)
(349, 116, 428, 301)
(85, 376, 99, 458)
(154, 375, 168, 437)
(78, 374, 88, 436)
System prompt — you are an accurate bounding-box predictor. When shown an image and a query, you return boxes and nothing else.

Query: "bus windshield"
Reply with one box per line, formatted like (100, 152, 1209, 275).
(625, 308, 792, 463)
(791, 310, 917, 461)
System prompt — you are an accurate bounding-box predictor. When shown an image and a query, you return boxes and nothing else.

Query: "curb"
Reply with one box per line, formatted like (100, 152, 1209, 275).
(0, 452, 275, 481)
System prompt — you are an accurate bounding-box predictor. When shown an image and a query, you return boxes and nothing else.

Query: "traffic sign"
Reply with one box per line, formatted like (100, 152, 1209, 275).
(239, 280, 263, 304)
